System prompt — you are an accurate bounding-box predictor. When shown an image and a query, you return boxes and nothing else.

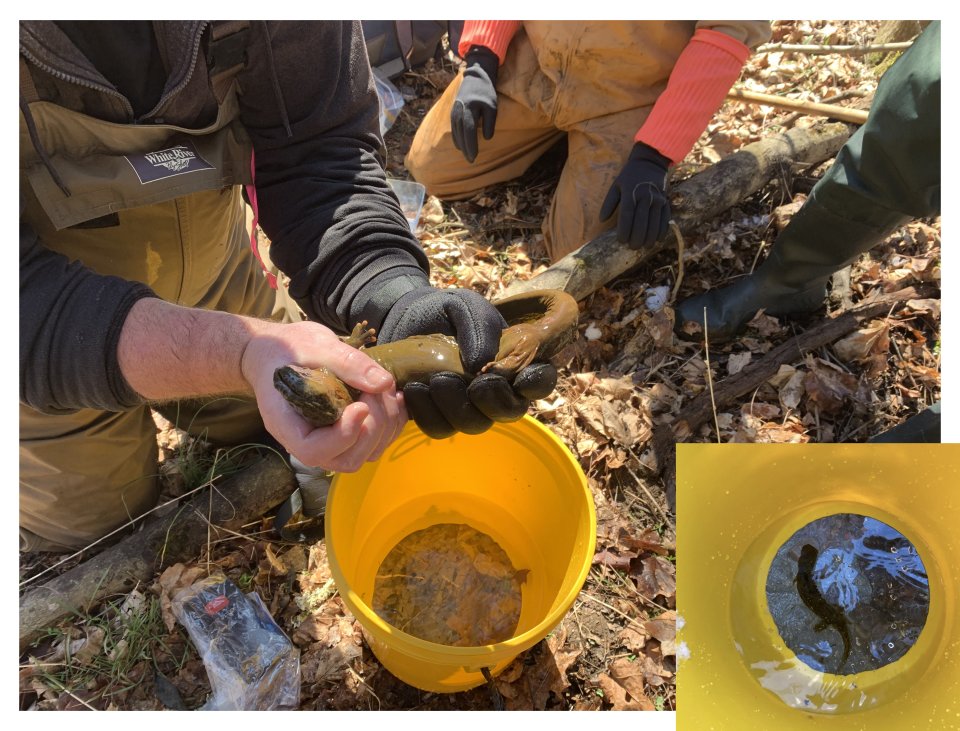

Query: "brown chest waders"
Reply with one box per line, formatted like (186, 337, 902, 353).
(19, 27, 299, 552)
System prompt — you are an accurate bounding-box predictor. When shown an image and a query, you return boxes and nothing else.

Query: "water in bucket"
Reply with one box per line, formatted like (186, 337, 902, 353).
(372, 523, 526, 647)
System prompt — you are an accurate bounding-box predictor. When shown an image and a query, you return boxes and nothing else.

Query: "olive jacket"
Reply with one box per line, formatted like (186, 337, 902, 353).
(20, 21, 430, 413)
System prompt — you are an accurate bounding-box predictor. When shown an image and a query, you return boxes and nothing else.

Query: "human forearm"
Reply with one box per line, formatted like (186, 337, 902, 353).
(118, 297, 407, 472)
(116, 298, 263, 402)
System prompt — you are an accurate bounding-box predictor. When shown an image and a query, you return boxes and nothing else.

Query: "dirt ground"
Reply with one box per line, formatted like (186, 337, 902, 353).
(19, 21, 939, 712)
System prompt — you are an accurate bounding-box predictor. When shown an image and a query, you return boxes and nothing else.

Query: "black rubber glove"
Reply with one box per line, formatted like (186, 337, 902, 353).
(377, 287, 557, 439)
(450, 45, 500, 163)
(599, 141, 672, 249)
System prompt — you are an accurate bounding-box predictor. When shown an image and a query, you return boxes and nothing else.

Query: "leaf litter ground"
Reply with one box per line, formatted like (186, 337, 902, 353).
(20, 21, 939, 712)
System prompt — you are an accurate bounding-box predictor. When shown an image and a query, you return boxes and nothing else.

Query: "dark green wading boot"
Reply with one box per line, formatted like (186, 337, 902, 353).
(674, 192, 911, 343)
(676, 20, 940, 344)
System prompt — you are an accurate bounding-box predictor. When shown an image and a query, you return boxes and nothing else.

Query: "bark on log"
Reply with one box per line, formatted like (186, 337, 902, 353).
(500, 121, 854, 301)
(654, 286, 920, 510)
(19, 453, 296, 653)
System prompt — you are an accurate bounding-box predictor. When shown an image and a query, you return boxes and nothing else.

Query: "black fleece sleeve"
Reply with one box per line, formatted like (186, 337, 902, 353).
(237, 21, 431, 334)
(19, 215, 156, 414)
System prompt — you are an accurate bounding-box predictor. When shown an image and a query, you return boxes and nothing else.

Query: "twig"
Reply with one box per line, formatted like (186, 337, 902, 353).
(703, 308, 722, 444)
(756, 41, 914, 55)
(781, 89, 868, 128)
(346, 666, 382, 711)
(19, 474, 223, 590)
(623, 447, 674, 528)
(668, 221, 685, 304)
(726, 88, 869, 124)
(578, 592, 651, 628)
(37, 675, 99, 711)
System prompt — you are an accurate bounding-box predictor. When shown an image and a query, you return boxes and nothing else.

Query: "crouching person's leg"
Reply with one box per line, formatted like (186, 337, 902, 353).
(20, 404, 162, 553)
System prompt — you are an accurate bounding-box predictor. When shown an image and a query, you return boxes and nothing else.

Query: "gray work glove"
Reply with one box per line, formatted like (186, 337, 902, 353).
(600, 141, 672, 249)
(378, 287, 557, 438)
(450, 45, 500, 163)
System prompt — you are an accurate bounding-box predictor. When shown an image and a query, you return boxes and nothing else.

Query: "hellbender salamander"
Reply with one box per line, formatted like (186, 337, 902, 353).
(796, 543, 852, 671)
(274, 289, 580, 427)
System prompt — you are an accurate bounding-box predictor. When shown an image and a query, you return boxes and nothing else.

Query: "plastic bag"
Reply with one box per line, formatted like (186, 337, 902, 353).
(373, 67, 405, 136)
(172, 574, 300, 710)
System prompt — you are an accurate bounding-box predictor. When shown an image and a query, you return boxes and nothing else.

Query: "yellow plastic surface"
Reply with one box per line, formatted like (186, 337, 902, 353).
(677, 444, 960, 730)
(325, 415, 596, 693)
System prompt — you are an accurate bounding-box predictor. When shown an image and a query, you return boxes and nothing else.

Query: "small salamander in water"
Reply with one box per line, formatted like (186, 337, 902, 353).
(796, 543, 851, 671)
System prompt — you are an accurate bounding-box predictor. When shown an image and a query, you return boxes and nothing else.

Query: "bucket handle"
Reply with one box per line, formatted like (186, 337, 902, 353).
(480, 667, 504, 711)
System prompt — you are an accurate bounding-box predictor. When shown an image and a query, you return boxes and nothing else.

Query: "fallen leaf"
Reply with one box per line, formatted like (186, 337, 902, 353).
(833, 321, 890, 362)
(803, 361, 858, 415)
(778, 368, 807, 411)
(157, 563, 207, 631)
(505, 627, 582, 710)
(593, 549, 636, 573)
(727, 351, 753, 375)
(596, 673, 655, 710)
(618, 625, 650, 653)
(632, 556, 676, 605)
(644, 610, 677, 657)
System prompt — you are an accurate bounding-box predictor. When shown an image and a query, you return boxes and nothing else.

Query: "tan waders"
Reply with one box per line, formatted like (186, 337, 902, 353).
(20, 65, 298, 552)
(405, 22, 698, 261)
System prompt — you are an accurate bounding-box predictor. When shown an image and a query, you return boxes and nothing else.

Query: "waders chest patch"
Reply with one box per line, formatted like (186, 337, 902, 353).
(125, 141, 214, 183)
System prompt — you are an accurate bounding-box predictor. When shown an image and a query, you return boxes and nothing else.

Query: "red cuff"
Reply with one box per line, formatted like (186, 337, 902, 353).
(635, 28, 752, 164)
(458, 20, 522, 63)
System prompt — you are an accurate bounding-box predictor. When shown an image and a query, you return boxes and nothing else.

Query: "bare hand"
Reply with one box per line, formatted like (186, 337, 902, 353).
(241, 320, 406, 472)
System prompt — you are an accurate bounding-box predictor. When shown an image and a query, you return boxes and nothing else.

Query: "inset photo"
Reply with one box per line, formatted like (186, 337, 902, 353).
(676, 444, 959, 730)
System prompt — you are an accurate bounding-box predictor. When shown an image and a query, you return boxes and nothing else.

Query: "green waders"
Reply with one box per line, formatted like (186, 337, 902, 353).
(19, 46, 299, 552)
(676, 21, 940, 343)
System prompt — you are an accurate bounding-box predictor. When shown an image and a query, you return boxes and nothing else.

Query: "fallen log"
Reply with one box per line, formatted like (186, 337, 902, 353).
(653, 286, 921, 510)
(501, 120, 854, 300)
(19, 453, 296, 653)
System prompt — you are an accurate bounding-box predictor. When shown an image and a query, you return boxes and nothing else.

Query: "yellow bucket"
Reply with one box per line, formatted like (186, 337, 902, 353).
(324, 415, 596, 692)
(677, 443, 960, 730)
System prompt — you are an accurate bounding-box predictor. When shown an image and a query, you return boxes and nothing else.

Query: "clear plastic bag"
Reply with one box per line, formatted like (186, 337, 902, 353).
(172, 574, 300, 710)
(372, 67, 405, 136)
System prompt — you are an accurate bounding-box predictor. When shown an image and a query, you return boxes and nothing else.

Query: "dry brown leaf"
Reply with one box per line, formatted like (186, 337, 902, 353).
(643, 308, 676, 349)
(503, 627, 582, 710)
(905, 298, 941, 317)
(833, 321, 891, 362)
(803, 361, 858, 415)
(593, 549, 635, 573)
(597, 672, 655, 710)
(740, 401, 781, 420)
(619, 526, 672, 556)
(727, 351, 753, 375)
(618, 625, 650, 653)
(778, 368, 807, 411)
(157, 563, 207, 631)
(747, 311, 786, 338)
(609, 657, 652, 700)
(632, 556, 676, 605)
(644, 611, 677, 657)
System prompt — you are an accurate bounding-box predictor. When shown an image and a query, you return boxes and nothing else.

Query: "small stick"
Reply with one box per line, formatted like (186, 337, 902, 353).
(668, 221, 685, 305)
(727, 88, 869, 124)
(703, 308, 722, 444)
(756, 41, 914, 55)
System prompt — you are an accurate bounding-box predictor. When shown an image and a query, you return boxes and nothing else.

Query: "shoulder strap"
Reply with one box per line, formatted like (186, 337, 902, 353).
(207, 20, 251, 103)
(19, 56, 40, 103)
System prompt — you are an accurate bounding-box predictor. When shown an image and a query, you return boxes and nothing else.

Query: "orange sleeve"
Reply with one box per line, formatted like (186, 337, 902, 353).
(635, 28, 752, 165)
(457, 20, 523, 64)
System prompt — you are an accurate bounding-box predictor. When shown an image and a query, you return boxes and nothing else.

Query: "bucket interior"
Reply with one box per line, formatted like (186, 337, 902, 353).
(325, 416, 595, 690)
